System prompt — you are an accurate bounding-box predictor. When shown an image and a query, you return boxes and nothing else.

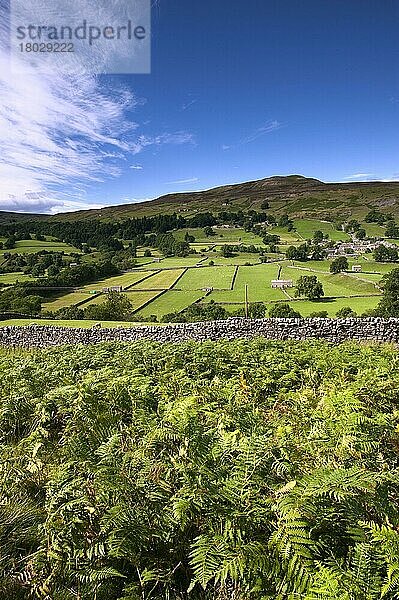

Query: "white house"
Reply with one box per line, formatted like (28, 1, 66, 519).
(352, 265, 362, 272)
(271, 279, 293, 289)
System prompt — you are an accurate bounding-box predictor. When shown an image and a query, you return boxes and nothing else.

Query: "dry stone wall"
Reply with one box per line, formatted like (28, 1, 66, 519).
(0, 318, 399, 348)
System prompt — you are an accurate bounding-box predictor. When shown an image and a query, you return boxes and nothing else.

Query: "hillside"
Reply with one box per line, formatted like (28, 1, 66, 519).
(0, 210, 46, 224)
(3, 175, 399, 223)
(49, 175, 399, 222)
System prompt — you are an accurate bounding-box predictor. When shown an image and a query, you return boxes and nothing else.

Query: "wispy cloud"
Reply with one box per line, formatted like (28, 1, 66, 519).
(344, 173, 376, 181)
(166, 177, 199, 185)
(0, 4, 194, 214)
(130, 164, 144, 170)
(181, 99, 198, 111)
(131, 132, 195, 155)
(222, 120, 283, 150)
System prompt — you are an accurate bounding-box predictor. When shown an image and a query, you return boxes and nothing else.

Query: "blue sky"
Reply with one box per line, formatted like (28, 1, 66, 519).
(1, 0, 399, 212)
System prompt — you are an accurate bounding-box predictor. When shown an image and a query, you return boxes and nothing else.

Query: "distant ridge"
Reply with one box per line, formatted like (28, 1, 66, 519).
(2, 175, 399, 222)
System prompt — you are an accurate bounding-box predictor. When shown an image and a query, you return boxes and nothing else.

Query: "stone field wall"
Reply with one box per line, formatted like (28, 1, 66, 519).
(0, 318, 399, 348)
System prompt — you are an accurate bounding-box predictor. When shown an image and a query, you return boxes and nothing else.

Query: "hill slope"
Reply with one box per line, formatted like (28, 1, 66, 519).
(49, 175, 399, 221)
(3, 175, 399, 222)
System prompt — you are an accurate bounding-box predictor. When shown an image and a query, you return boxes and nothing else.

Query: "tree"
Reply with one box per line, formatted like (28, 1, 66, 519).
(385, 220, 399, 239)
(31, 264, 46, 277)
(203, 226, 215, 237)
(313, 230, 324, 243)
(330, 256, 349, 273)
(47, 264, 61, 277)
(221, 245, 235, 258)
(295, 275, 324, 300)
(336, 306, 357, 318)
(365, 209, 388, 224)
(376, 268, 399, 316)
(310, 310, 328, 317)
(373, 245, 399, 263)
(355, 228, 366, 240)
(4, 235, 16, 250)
(85, 292, 133, 321)
(286, 244, 309, 261)
(269, 303, 302, 317)
(263, 233, 280, 245)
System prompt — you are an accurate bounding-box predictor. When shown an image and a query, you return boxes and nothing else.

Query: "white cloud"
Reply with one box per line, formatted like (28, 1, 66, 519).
(166, 177, 199, 185)
(131, 132, 195, 155)
(130, 164, 144, 170)
(222, 120, 283, 150)
(181, 99, 198, 111)
(344, 173, 376, 181)
(0, 4, 194, 214)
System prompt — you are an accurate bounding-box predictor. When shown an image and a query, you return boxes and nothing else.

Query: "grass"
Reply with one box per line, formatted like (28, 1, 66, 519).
(79, 272, 155, 292)
(0, 272, 35, 284)
(142, 257, 201, 269)
(363, 223, 386, 238)
(42, 293, 95, 311)
(293, 219, 350, 241)
(84, 291, 161, 311)
(0, 240, 80, 255)
(132, 269, 185, 290)
(282, 265, 379, 297)
(285, 296, 380, 316)
(0, 319, 146, 328)
(175, 227, 264, 245)
(177, 266, 236, 290)
(137, 290, 206, 317)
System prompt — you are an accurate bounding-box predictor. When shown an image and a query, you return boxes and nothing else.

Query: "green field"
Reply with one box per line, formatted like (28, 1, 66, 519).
(132, 269, 185, 290)
(137, 290, 206, 318)
(282, 265, 379, 297)
(293, 219, 350, 241)
(0, 318, 148, 328)
(80, 271, 155, 292)
(42, 292, 95, 312)
(84, 290, 162, 312)
(142, 256, 201, 269)
(0, 272, 34, 284)
(175, 227, 264, 245)
(178, 266, 236, 290)
(285, 295, 380, 316)
(0, 239, 80, 255)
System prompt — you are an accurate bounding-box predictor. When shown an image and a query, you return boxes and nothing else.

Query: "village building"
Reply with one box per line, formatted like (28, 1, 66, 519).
(102, 286, 123, 293)
(352, 265, 362, 272)
(271, 279, 293, 289)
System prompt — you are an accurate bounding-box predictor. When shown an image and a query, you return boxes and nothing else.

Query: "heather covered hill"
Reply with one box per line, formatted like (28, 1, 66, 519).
(4, 175, 399, 223)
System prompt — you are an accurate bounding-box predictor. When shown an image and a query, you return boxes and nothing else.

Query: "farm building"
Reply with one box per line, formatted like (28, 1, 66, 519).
(271, 279, 293, 289)
(102, 286, 123, 293)
(352, 265, 362, 272)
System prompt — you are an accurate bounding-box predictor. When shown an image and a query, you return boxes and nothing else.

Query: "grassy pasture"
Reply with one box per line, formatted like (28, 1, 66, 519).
(137, 290, 206, 318)
(42, 293, 94, 312)
(78, 272, 155, 292)
(175, 227, 264, 245)
(84, 291, 161, 311)
(142, 257, 201, 269)
(178, 266, 236, 290)
(293, 219, 350, 241)
(0, 319, 142, 328)
(285, 295, 380, 316)
(132, 269, 185, 290)
(0, 272, 34, 284)
(282, 265, 379, 297)
(0, 239, 80, 255)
